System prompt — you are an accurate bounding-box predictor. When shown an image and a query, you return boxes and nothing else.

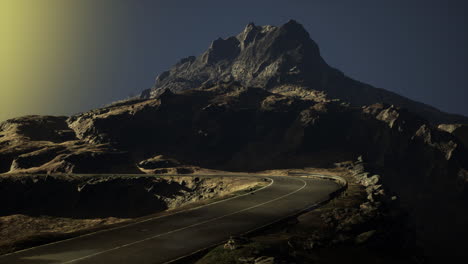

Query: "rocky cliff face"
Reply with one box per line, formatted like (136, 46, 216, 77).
(141, 20, 468, 124)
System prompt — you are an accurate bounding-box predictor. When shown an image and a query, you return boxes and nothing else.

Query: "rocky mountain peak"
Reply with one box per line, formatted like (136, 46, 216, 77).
(280, 19, 310, 37)
(236, 22, 259, 49)
(203, 36, 240, 64)
(140, 20, 468, 124)
(142, 20, 326, 99)
(235, 20, 311, 48)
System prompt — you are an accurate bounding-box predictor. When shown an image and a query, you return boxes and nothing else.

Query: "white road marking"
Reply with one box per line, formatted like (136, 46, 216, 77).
(60, 177, 307, 264)
(0, 175, 274, 259)
(162, 175, 345, 264)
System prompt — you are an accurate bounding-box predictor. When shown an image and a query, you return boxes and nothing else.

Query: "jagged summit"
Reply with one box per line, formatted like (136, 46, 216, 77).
(140, 20, 468, 124)
(235, 19, 312, 49)
(141, 20, 325, 97)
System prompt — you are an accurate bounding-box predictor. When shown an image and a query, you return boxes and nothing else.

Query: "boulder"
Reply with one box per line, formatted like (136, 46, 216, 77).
(254, 256, 276, 264)
(438, 124, 468, 149)
(137, 155, 181, 170)
(355, 230, 377, 244)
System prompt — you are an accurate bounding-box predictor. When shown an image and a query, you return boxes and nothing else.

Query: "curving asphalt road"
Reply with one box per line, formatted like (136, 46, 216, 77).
(0, 175, 341, 264)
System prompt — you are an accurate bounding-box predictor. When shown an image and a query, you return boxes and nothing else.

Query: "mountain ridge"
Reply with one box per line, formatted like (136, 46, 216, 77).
(140, 20, 468, 124)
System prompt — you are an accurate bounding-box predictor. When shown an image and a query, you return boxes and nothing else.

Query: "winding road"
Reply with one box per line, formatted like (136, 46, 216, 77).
(0, 175, 342, 264)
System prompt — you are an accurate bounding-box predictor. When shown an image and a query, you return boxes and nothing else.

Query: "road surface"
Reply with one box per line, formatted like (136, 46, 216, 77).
(0, 175, 341, 264)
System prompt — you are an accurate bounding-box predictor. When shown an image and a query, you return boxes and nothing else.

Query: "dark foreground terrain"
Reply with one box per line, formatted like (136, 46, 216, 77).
(0, 175, 341, 264)
(0, 174, 263, 255)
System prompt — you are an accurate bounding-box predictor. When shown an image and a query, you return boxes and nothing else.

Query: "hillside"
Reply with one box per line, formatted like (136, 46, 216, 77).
(140, 20, 468, 124)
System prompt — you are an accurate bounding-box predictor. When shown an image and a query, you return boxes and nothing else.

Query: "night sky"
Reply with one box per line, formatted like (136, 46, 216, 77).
(1, 0, 467, 122)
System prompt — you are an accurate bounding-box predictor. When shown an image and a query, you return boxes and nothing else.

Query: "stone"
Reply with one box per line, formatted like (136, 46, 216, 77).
(254, 256, 276, 264)
(239, 257, 256, 263)
(355, 230, 377, 244)
(137, 155, 181, 169)
(223, 236, 249, 250)
(362, 175, 380, 187)
(438, 124, 468, 149)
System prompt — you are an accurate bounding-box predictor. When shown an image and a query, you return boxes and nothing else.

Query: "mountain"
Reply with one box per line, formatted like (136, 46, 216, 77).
(1, 20, 468, 257)
(140, 20, 468, 124)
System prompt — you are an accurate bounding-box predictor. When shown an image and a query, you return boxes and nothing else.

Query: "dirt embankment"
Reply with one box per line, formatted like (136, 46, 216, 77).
(0, 174, 265, 255)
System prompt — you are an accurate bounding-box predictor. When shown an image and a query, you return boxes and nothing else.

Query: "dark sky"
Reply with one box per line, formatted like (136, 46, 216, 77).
(1, 0, 467, 121)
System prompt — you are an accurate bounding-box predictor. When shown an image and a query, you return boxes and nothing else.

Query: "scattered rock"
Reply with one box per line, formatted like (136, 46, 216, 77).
(137, 155, 181, 169)
(254, 256, 276, 264)
(355, 230, 377, 244)
(0, 175, 258, 218)
(223, 236, 249, 250)
(238, 257, 256, 263)
(361, 175, 380, 187)
(438, 124, 468, 149)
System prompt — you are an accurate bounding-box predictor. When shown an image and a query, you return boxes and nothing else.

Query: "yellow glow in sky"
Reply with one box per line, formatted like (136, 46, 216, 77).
(0, 0, 124, 122)
(1, 1, 72, 120)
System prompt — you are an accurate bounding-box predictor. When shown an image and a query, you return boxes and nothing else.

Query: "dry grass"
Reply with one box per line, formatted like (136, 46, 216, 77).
(0, 215, 128, 255)
(0, 175, 266, 255)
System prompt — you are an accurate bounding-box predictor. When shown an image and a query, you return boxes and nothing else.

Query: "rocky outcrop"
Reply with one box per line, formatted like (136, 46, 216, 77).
(137, 155, 181, 170)
(1, 84, 467, 256)
(0, 116, 139, 174)
(348, 157, 468, 257)
(140, 20, 468, 124)
(438, 123, 468, 149)
(0, 175, 261, 218)
(0, 115, 76, 143)
(2, 84, 467, 178)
